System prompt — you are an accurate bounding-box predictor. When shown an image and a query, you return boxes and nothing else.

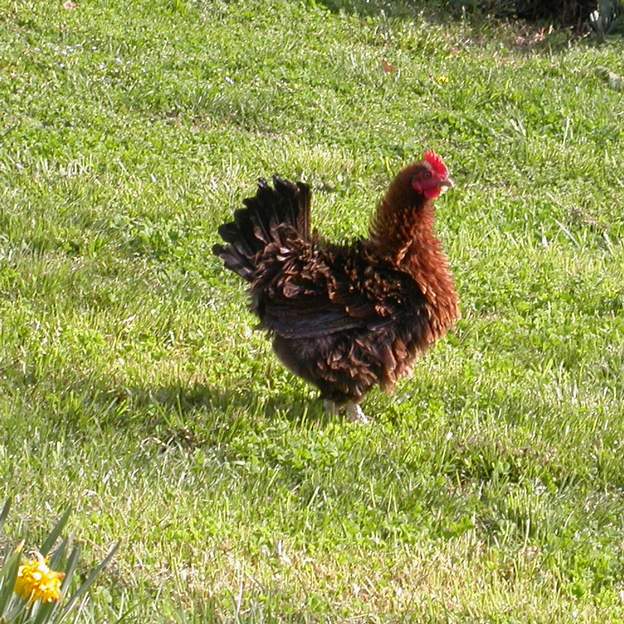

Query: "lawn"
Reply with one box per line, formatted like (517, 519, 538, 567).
(1, 0, 623, 620)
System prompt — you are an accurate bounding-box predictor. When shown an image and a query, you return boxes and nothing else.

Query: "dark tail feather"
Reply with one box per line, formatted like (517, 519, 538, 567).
(213, 176, 311, 281)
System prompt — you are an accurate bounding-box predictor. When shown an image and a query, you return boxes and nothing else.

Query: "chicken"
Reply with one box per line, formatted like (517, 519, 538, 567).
(213, 151, 459, 422)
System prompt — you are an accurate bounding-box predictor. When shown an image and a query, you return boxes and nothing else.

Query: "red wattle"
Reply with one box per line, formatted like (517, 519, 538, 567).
(424, 187, 442, 200)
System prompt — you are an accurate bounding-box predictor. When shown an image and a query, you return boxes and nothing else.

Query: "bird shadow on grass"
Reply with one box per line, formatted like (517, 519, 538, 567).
(125, 380, 328, 420)
(42, 373, 341, 450)
(0, 345, 344, 446)
(121, 383, 347, 456)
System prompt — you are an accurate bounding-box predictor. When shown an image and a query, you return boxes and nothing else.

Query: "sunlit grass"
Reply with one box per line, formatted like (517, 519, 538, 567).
(0, 0, 623, 620)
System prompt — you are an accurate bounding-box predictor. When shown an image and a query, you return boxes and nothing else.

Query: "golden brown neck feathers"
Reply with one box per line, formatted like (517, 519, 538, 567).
(368, 169, 433, 263)
(368, 170, 460, 341)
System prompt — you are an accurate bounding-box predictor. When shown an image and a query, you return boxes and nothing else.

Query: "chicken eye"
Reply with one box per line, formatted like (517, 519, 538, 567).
(422, 171, 432, 179)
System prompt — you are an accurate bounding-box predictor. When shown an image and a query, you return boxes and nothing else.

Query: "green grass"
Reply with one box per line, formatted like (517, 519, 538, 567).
(1, 0, 623, 620)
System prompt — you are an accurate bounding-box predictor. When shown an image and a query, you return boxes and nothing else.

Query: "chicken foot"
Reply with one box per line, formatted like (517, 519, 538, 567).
(323, 400, 370, 424)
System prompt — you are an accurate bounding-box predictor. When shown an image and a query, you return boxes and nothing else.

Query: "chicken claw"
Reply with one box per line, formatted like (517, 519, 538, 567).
(323, 400, 369, 424)
(344, 402, 370, 424)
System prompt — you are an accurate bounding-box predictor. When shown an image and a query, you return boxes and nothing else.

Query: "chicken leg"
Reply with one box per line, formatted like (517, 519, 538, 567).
(323, 400, 370, 424)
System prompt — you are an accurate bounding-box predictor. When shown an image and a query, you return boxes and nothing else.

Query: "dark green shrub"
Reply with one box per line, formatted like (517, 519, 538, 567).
(452, 0, 621, 27)
(515, 0, 597, 24)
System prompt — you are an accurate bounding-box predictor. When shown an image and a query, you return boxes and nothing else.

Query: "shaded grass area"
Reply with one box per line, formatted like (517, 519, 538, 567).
(1, 0, 623, 620)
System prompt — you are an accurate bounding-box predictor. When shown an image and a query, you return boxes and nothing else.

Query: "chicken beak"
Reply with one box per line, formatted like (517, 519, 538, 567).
(439, 177, 454, 194)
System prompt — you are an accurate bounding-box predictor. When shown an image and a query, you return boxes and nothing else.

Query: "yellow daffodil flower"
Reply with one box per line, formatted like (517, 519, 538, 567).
(14, 557, 65, 603)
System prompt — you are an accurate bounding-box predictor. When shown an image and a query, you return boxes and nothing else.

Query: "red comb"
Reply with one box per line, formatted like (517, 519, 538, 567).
(424, 151, 448, 177)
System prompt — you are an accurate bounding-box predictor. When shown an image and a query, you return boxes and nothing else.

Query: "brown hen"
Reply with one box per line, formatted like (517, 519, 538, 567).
(213, 152, 459, 422)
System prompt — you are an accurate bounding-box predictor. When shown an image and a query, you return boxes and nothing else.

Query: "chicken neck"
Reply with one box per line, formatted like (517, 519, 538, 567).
(368, 193, 459, 339)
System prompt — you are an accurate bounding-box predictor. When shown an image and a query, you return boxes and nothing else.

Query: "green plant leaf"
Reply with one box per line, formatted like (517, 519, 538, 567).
(0, 547, 21, 615)
(3, 595, 31, 624)
(31, 600, 57, 624)
(39, 509, 72, 558)
(59, 545, 80, 600)
(48, 541, 66, 573)
(0, 499, 11, 534)
(58, 542, 119, 622)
